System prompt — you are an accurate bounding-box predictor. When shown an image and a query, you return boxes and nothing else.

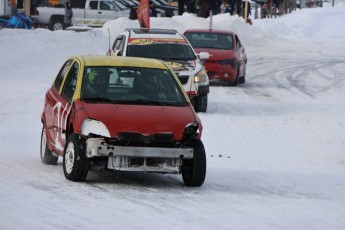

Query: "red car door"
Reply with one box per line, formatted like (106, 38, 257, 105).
(44, 60, 73, 154)
(44, 60, 79, 155)
(53, 61, 80, 155)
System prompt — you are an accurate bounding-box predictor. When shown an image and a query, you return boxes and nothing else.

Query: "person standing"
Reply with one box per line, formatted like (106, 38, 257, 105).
(178, 0, 185, 15)
(220, 0, 228, 13)
(149, 0, 157, 17)
(129, 5, 138, 20)
(242, 0, 251, 19)
(64, 1, 73, 29)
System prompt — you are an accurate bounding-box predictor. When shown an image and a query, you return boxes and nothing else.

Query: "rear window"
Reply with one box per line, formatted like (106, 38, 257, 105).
(185, 32, 234, 50)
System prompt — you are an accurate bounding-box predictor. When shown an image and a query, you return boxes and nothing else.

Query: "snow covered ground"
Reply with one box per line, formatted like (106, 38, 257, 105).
(1, 2, 345, 229)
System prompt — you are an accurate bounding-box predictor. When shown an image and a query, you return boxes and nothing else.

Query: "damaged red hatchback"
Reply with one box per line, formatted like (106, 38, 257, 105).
(40, 55, 206, 186)
(184, 29, 247, 86)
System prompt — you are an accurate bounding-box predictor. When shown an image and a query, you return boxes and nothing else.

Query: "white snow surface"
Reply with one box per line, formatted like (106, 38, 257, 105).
(1, 2, 345, 229)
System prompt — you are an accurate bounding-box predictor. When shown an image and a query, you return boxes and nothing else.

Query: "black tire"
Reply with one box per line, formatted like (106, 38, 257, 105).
(193, 94, 208, 113)
(229, 68, 239, 87)
(182, 139, 207, 187)
(49, 18, 64, 31)
(239, 64, 246, 84)
(63, 134, 89, 182)
(40, 126, 58, 165)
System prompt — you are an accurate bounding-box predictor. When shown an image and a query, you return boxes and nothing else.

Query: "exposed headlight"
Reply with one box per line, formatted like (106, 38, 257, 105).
(219, 59, 238, 68)
(81, 119, 111, 138)
(194, 68, 208, 83)
(183, 122, 199, 138)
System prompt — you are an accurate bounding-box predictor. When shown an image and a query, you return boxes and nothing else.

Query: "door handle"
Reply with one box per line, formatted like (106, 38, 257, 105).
(98, 11, 102, 14)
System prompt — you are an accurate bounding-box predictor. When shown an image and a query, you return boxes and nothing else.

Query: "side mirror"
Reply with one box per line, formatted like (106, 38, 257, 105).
(106, 49, 112, 56)
(115, 50, 122, 56)
(199, 52, 209, 60)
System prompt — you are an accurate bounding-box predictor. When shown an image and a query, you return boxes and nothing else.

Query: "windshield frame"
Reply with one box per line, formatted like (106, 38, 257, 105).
(81, 66, 189, 107)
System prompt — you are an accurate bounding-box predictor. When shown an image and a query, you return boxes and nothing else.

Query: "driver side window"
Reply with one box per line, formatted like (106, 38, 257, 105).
(235, 35, 242, 50)
(112, 36, 124, 54)
(89, 1, 98, 10)
(54, 60, 73, 92)
(100, 1, 113, 10)
(61, 62, 79, 103)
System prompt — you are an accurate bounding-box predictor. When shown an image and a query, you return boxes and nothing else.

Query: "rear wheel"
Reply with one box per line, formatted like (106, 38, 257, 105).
(49, 17, 64, 31)
(63, 134, 89, 182)
(182, 139, 207, 187)
(193, 94, 208, 113)
(40, 126, 58, 165)
(239, 64, 246, 84)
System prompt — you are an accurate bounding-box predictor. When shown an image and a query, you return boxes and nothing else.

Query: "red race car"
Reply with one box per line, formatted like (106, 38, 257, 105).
(184, 29, 247, 86)
(40, 55, 206, 186)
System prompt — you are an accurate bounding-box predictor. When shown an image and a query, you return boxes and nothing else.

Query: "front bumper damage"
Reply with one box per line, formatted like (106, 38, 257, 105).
(86, 138, 194, 173)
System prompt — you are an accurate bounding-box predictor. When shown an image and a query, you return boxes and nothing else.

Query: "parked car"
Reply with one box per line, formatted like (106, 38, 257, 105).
(40, 55, 206, 186)
(184, 29, 247, 86)
(150, 0, 178, 17)
(107, 28, 210, 112)
(32, 0, 129, 30)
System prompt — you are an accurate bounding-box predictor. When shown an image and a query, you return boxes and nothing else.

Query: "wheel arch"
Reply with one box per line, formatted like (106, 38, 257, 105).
(49, 15, 64, 30)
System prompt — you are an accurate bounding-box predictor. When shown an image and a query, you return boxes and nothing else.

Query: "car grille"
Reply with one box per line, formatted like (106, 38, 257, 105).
(177, 75, 189, 85)
(129, 157, 178, 168)
(118, 132, 174, 145)
(207, 72, 215, 77)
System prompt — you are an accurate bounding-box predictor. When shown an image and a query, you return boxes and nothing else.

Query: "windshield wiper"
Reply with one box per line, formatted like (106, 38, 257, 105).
(170, 57, 195, 61)
(83, 98, 127, 104)
(83, 97, 113, 102)
(134, 100, 184, 106)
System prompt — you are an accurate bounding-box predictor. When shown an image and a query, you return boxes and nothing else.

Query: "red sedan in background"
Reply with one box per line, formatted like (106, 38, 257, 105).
(184, 29, 247, 86)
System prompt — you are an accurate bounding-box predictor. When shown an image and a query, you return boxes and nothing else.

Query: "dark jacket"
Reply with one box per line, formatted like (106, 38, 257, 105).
(64, 2, 73, 25)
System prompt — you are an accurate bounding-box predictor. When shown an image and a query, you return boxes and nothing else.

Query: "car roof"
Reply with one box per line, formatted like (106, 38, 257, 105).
(184, 29, 235, 36)
(126, 28, 185, 39)
(74, 55, 168, 69)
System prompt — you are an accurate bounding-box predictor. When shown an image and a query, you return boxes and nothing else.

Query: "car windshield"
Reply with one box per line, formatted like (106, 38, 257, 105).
(81, 66, 188, 106)
(127, 43, 197, 60)
(184, 32, 234, 50)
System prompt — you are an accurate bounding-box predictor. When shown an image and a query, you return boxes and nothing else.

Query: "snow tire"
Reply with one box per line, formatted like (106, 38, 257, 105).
(239, 64, 246, 84)
(182, 139, 207, 187)
(193, 94, 208, 113)
(40, 126, 58, 165)
(229, 67, 239, 87)
(49, 16, 64, 31)
(63, 134, 89, 182)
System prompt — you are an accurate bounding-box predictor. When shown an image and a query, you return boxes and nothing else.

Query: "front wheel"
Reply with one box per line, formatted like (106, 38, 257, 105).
(182, 139, 207, 187)
(229, 67, 239, 87)
(63, 134, 89, 182)
(239, 64, 246, 84)
(193, 94, 208, 113)
(40, 126, 58, 165)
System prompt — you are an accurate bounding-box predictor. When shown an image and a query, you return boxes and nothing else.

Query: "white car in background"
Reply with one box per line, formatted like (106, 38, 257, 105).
(32, 0, 129, 30)
(107, 28, 210, 112)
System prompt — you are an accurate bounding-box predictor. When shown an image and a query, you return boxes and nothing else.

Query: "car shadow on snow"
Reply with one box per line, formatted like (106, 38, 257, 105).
(84, 170, 186, 188)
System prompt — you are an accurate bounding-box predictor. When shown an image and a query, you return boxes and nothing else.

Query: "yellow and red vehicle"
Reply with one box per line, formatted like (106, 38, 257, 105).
(40, 55, 206, 186)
